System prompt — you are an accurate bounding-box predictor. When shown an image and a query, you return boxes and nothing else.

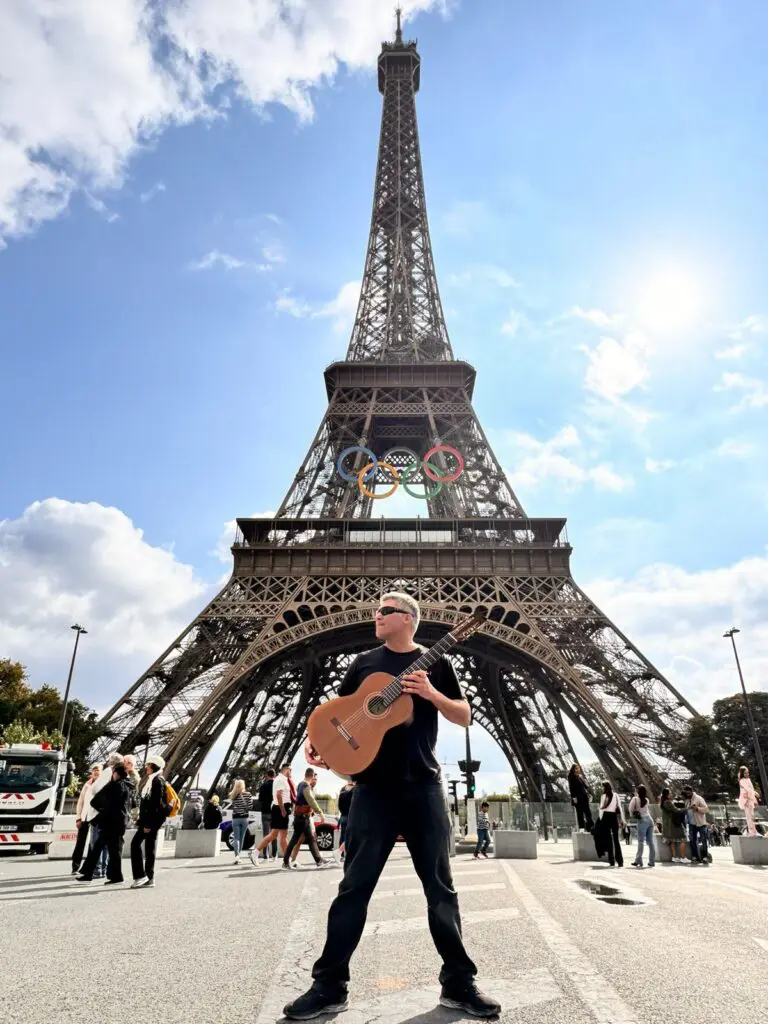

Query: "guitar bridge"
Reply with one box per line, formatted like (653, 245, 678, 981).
(330, 716, 360, 750)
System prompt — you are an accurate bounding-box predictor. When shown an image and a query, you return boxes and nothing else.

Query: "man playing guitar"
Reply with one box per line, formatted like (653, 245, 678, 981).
(283, 592, 501, 1020)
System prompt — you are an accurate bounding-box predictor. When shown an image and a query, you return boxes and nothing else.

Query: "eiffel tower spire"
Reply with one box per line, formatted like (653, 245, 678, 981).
(346, 12, 452, 362)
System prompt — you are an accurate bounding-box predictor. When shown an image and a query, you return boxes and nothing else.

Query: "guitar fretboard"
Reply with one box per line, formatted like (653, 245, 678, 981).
(380, 630, 458, 708)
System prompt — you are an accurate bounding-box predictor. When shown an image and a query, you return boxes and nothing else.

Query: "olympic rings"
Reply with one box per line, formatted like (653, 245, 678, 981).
(335, 444, 464, 500)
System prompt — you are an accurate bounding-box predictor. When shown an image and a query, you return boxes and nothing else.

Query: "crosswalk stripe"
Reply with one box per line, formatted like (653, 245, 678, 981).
(754, 937, 768, 954)
(371, 882, 505, 901)
(340, 868, 499, 886)
(363, 906, 520, 936)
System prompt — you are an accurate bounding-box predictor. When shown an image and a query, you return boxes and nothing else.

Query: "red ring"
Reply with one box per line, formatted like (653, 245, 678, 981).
(422, 445, 464, 483)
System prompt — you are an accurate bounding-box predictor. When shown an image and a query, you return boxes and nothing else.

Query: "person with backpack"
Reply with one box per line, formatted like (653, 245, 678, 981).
(682, 785, 710, 865)
(131, 754, 171, 889)
(75, 763, 136, 885)
(628, 784, 656, 868)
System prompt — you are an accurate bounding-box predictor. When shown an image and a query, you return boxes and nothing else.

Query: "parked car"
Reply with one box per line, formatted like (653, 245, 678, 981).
(219, 811, 341, 853)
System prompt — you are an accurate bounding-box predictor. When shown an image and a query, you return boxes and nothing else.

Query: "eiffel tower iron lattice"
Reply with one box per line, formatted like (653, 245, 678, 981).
(94, 18, 696, 797)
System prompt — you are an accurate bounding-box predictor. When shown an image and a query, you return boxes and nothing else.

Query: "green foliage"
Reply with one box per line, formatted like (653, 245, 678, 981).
(712, 692, 768, 775)
(0, 718, 65, 747)
(579, 762, 605, 793)
(0, 659, 103, 777)
(674, 715, 731, 797)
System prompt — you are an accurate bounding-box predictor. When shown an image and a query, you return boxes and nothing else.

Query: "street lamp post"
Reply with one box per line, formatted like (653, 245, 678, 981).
(723, 627, 768, 805)
(58, 624, 88, 734)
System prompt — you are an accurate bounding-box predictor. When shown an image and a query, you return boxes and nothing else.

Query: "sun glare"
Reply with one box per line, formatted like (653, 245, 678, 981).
(633, 264, 703, 334)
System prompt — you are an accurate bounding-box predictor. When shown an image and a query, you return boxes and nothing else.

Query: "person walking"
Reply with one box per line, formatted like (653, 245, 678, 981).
(598, 781, 624, 868)
(568, 764, 594, 832)
(282, 768, 328, 869)
(738, 766, 760, 836)
(75, 763, 135, 885)
(71, 764, 101, 876)
(474, 802, 491, 859)
(203, 794, 223, 830)
(227, 779, 252, 864)
(660, 787, 688, 863)
(252, 763, 295, 863)
(629, 784, 655, 868)
(130, 754, 169, 889)
(683, 785, 709, 864)
(283, 592, 500, 1020)
(337, 781, 355, 861)
(257, 768, 278, 860)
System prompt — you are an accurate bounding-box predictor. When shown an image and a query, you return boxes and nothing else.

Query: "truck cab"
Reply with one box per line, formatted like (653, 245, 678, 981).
(0, 743, 74, 854)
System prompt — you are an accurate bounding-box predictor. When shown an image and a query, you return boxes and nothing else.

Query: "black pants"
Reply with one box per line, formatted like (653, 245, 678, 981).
(71, 820, 90, 872)
(260, 812, 277, 858)
(575, 799, 594, 831)
(602, 811, 623, 866)
(80, 825, 125, 881)
(284, 813, 322, 865)
(131, 827, 160, 880)
(312, 783, 476, 995)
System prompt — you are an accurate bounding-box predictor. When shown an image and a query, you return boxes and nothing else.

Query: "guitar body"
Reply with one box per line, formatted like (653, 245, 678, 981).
(307, 672, 414, 778)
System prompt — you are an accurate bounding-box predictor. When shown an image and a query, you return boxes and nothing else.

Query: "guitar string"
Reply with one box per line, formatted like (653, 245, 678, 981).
(332, 625, 477, 738)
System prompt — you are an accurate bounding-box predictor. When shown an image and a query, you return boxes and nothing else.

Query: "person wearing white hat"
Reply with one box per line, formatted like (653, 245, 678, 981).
(130, 754, 168, 889)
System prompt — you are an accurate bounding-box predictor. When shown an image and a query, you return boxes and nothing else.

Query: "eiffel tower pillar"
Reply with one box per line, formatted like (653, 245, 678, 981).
(93, 16, 696, 797)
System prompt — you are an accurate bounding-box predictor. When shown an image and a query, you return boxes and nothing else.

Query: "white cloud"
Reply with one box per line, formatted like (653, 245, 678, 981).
(261, 242, 286, 265)
(727, 314, 768, 342)
(644, 457, 676, 473)
(188, 249, 270, 272)
(447, 265, 520, 290)
(276, 280, 360, 334)
(505, 425, 632, 494)
(585, 550, 768, 712)
(715, 344, 746, 360)
(0, 0, 444, 245)
(716, 372, 768, 411)
(0, 499, 207, 661)
(565, 306, 624, 328)
(581, 329, 653, 404)
(139, 181, 166, 203)
(715, 439, 756, 459)
(500, 310, 524, 337)
(85, 193, 120, 223)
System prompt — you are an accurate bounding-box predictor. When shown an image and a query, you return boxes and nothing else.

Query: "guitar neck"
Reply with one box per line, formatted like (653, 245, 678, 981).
(385, 631, 458, 703)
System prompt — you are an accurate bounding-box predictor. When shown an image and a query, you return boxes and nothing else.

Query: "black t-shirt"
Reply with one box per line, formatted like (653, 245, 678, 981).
(338, 645, 463, 786)
(257, 778, 274, 814)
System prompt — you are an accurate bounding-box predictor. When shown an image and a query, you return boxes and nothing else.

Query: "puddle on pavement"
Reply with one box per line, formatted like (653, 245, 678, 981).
(571, 878, 645, 907)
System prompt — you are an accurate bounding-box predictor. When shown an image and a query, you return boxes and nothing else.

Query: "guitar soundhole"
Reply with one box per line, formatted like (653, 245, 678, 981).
(366, 694, 389, 717)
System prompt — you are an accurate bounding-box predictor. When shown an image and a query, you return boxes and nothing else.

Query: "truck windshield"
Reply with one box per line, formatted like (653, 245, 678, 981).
(0, 758, 57, 793)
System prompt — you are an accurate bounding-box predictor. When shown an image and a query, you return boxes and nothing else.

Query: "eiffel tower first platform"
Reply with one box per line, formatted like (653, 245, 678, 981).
(95, 15, 695, 797)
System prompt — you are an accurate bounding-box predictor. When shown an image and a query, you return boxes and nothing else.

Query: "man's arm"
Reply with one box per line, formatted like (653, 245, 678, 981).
(401, 669, 471, 727)
(305, 787, 324, 821)
(276, 779, 286, 812)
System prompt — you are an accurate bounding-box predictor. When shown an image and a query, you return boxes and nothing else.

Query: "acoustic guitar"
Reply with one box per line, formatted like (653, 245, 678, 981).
(307, 610, 487, 777)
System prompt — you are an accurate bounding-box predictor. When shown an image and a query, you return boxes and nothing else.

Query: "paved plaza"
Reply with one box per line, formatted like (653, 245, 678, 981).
(2, 841, 768, 1024)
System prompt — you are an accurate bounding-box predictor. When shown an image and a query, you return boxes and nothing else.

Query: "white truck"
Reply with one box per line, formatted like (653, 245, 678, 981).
(0, 742, 74, 854)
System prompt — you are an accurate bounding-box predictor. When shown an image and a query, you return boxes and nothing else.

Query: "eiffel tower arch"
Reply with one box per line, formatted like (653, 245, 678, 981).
(94, 17, 696, 797)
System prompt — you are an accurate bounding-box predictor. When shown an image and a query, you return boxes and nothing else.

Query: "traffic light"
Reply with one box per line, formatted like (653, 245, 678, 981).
(458, 759, 481, 799)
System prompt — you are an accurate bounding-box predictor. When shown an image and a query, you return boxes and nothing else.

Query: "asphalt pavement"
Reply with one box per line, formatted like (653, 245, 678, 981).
(1, 840, 767, 1024)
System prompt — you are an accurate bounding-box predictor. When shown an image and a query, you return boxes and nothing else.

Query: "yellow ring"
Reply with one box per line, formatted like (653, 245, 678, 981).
(358, 461, 399, 499)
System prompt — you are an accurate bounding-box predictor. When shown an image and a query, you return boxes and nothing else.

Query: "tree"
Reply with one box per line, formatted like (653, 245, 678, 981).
(0, 659, 103, 778)
(713, 692, 768, 778)
(674, 715, 731, 797)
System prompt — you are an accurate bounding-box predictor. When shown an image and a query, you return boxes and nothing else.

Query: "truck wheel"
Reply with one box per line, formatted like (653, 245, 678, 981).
(32, 844, 48, 856)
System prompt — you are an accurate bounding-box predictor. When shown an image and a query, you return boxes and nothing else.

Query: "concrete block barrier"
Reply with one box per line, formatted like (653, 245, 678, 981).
(174, 829, 221, 858)
(493, 830, 538, 859)
(731, 835, 768, 865)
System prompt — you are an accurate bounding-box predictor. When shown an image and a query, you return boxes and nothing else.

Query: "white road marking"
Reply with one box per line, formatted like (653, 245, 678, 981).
(341, 868, 498, 885)
(499, 861, 640, 1024)
(339, 970, 562, 1024)
(362, 905, 520, 936)
(371, 882, 506, 900)
(754, 937, 768, 954)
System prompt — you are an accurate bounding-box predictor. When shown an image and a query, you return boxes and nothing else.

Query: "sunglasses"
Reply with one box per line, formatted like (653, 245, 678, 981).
(375, 606, 411, 618)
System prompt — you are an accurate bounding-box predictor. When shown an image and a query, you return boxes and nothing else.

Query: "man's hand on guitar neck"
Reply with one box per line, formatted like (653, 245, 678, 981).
(402, 670, 471, 727)
(304, 736, 329, 770)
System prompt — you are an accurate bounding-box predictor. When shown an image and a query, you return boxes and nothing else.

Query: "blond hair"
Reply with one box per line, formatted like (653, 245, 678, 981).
(380, 591, 420, 628)
(228, 778, 246, 800)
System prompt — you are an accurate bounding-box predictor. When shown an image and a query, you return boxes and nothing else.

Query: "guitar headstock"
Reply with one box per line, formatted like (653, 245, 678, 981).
(450, 608, 487, 642)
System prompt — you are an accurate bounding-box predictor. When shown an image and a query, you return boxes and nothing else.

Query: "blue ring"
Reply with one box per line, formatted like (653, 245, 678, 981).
(336, 445, 378, 483)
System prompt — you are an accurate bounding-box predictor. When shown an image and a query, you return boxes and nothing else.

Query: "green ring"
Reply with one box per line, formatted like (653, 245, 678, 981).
(401, 460, 444, 499)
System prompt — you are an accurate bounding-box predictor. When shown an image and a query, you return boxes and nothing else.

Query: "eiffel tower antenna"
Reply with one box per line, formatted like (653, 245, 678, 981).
(93, 24, 697, 799)
(395, 6, 403, 44)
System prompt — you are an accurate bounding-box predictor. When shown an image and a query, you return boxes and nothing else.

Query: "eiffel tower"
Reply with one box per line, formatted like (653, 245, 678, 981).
(95, 13, 695, 797)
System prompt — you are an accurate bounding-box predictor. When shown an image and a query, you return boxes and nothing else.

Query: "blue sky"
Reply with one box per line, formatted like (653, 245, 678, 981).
(2, 0, 767, 792)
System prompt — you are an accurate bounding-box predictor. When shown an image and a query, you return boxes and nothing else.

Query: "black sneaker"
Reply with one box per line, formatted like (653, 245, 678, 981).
(440, 982, 501, 1019)
(283, 987, 349, 1020)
